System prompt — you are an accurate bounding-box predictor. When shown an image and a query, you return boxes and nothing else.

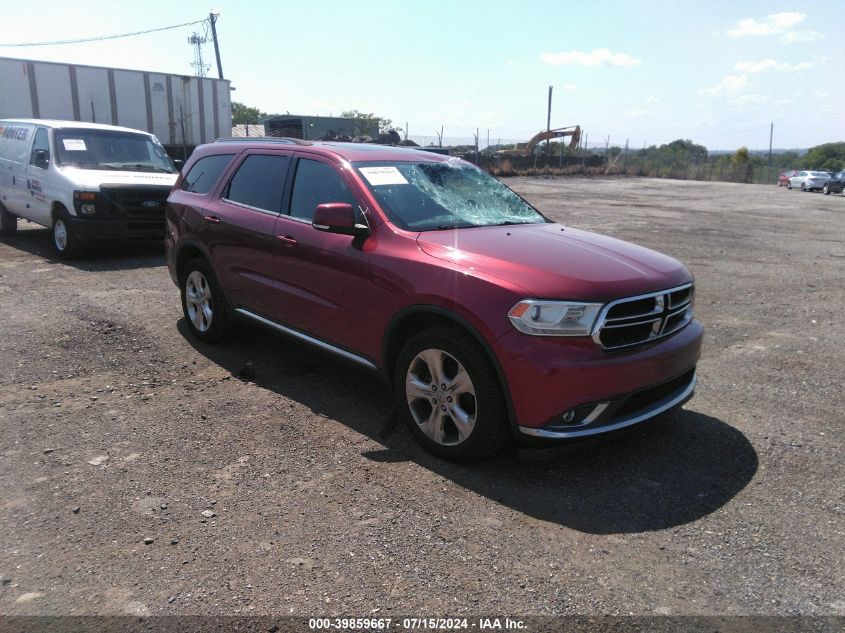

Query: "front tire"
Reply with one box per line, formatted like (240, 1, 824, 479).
(394, 326, 509, 462)
(0, 203, 17, 237)
(800, 182, 807, 191)
(823, 184, 830, 195)
(787, 182, 792, 190)
(180, 258, 233, 343)
(52, 207, 83, 258)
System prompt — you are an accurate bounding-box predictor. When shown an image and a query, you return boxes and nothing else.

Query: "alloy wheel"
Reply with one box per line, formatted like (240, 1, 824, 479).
(405, 348, 477, 446)
(185, 270, 213, 332)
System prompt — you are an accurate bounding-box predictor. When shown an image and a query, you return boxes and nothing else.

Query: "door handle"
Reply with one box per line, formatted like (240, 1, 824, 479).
(276, 235, 297, 245)
(203, 215, 221, 224)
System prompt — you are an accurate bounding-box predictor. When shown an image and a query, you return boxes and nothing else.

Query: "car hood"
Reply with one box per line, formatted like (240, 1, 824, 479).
(59, 166, 178, 189)
(416, 223, 692, 300)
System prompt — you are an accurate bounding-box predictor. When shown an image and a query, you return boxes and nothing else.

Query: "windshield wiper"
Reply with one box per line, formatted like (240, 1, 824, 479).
(65, 162, 121, 170)
(114, 163, 173, 173)
(432, 222, 476, 230)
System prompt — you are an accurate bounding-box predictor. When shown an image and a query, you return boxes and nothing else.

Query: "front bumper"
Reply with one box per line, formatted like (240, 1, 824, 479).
(68, 215, 165, 242)
(519, 369, 696, 439)
(493, 319, 703, 437)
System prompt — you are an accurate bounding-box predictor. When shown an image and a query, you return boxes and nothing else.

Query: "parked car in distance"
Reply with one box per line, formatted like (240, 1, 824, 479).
(778, 170, 798, 186)
(0, 119, 178, 257)
(787, 170, 831, 191)
(823, 170, 845, 195)
(165, 139, 703, 461)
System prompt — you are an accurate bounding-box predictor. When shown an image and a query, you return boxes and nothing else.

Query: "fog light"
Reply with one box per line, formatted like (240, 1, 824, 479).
(81, 204, 96, 215)
(561, 409, 576, 423)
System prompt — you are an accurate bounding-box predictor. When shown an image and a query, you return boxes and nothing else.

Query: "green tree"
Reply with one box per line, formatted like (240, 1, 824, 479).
(232, 102, 266, 125)
(804, 142, 845, 172)
(731, 147, 749, 164)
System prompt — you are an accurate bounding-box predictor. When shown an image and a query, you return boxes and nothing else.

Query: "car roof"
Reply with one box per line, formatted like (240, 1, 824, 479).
(209, 138, 454, 163)
(0, 119, 154, 136)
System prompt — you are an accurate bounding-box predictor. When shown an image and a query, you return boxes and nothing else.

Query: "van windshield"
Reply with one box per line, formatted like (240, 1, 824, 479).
(353, 159, 546, 231)
(54, 129, 176, 173)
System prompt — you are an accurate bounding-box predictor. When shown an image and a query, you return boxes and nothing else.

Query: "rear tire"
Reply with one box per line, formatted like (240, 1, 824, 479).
(787, 182, 792, 190)
(800, 182, 806, 191)
(180, 257, 234, 343)
(394, 325, 510, 462)
(52, 207, 83, 259)
(0, 203, 17, 237)
(823, 184, 830, 195)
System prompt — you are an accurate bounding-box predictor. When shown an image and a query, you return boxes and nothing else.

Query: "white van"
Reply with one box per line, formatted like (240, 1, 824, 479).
(0, 120, 179, 257)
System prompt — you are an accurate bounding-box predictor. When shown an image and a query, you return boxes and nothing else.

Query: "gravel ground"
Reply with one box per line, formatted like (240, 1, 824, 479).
(0, 177, 842, 617)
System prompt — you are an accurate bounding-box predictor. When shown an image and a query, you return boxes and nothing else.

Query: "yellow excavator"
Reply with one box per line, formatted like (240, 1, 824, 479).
(497, 125, 581, 157)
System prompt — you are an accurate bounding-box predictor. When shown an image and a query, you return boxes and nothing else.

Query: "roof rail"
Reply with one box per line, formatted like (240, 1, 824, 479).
(214, 137, 312, 145)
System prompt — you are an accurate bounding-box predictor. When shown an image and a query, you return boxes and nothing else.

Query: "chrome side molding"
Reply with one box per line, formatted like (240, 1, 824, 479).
(234, 308, 378, 371)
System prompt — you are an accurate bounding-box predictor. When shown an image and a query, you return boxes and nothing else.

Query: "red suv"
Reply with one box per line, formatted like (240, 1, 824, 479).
(165, 139, 702, 461)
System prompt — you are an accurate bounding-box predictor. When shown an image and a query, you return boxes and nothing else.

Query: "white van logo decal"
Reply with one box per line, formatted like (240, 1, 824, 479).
(142, 200, 160, 208)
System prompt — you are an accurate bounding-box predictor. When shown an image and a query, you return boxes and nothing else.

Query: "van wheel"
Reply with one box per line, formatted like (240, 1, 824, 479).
(823, 184, 830, 195)
(180, 258, 234, 343)
(394, 326, 509, 462)
(0, 203, 17, 237)
(52, 208, 82, 259)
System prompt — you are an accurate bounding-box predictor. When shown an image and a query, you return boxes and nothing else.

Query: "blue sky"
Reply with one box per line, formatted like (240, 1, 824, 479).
(0, 0, 841, 149)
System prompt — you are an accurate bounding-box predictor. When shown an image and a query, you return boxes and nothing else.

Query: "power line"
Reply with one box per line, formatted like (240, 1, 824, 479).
(0, 18, 208, 47)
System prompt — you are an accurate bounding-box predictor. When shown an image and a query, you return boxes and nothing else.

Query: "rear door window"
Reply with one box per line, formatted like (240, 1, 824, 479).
(182, 154, 234, 194)
(225, 154, 290, 213)
(288, 158, 357, 221)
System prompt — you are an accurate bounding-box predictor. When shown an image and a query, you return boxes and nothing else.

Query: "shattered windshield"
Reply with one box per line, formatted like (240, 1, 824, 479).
(353, 160, 546, 231)
(54, 129, 176, 173)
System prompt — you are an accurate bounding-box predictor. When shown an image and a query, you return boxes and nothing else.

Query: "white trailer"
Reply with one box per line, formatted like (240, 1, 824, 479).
(0, 56, 231, 150)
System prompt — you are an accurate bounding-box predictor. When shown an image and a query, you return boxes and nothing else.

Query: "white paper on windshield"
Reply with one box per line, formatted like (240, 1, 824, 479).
(359, 166, 408, 186)
(62, 139, 87, 151)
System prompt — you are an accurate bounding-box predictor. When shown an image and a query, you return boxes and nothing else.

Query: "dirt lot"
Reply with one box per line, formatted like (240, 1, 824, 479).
(0, 178, 842, 617)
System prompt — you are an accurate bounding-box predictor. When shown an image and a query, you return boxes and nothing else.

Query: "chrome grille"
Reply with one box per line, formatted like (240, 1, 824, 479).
(592, 283, 694, 349)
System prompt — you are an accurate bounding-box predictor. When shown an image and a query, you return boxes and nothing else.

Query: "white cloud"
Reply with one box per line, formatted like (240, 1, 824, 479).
(699, 74, 748, 96)
(625, 109, 649, 119)
(735, 58, 821, 72)
(558, 84, 577, 92)
(540, 48, 641, 67)
(813, 90, 829, 100)
(782, 30, 824, 44)
(727, 12, 805, 37)
(645, 96, 658, 104)
(730, 94, 771, 109)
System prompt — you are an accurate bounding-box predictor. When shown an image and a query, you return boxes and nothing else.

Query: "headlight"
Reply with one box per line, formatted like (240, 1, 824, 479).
(508, 300, 603, 336)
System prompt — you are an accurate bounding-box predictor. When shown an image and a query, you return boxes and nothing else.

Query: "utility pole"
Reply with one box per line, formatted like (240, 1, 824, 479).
(405, 122, 409, 141)
(440, 125, 444, 148)
(767, 122, 773, 185)
(623, 138, 629, 175)
(209, 10, 224, 80)
(546, 85, 553, 156)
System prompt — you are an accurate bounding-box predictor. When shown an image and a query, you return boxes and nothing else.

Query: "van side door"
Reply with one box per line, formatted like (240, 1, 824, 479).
(24, 127, 53, 225)
(0, 123, 35, 219)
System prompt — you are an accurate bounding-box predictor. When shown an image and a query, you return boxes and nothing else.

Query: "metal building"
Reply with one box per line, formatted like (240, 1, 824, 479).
(263, 115, 378, 140)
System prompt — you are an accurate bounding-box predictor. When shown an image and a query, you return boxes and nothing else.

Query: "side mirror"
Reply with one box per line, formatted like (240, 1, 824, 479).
(312, 203, 368, 237)
(32, 149, 50, 169)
